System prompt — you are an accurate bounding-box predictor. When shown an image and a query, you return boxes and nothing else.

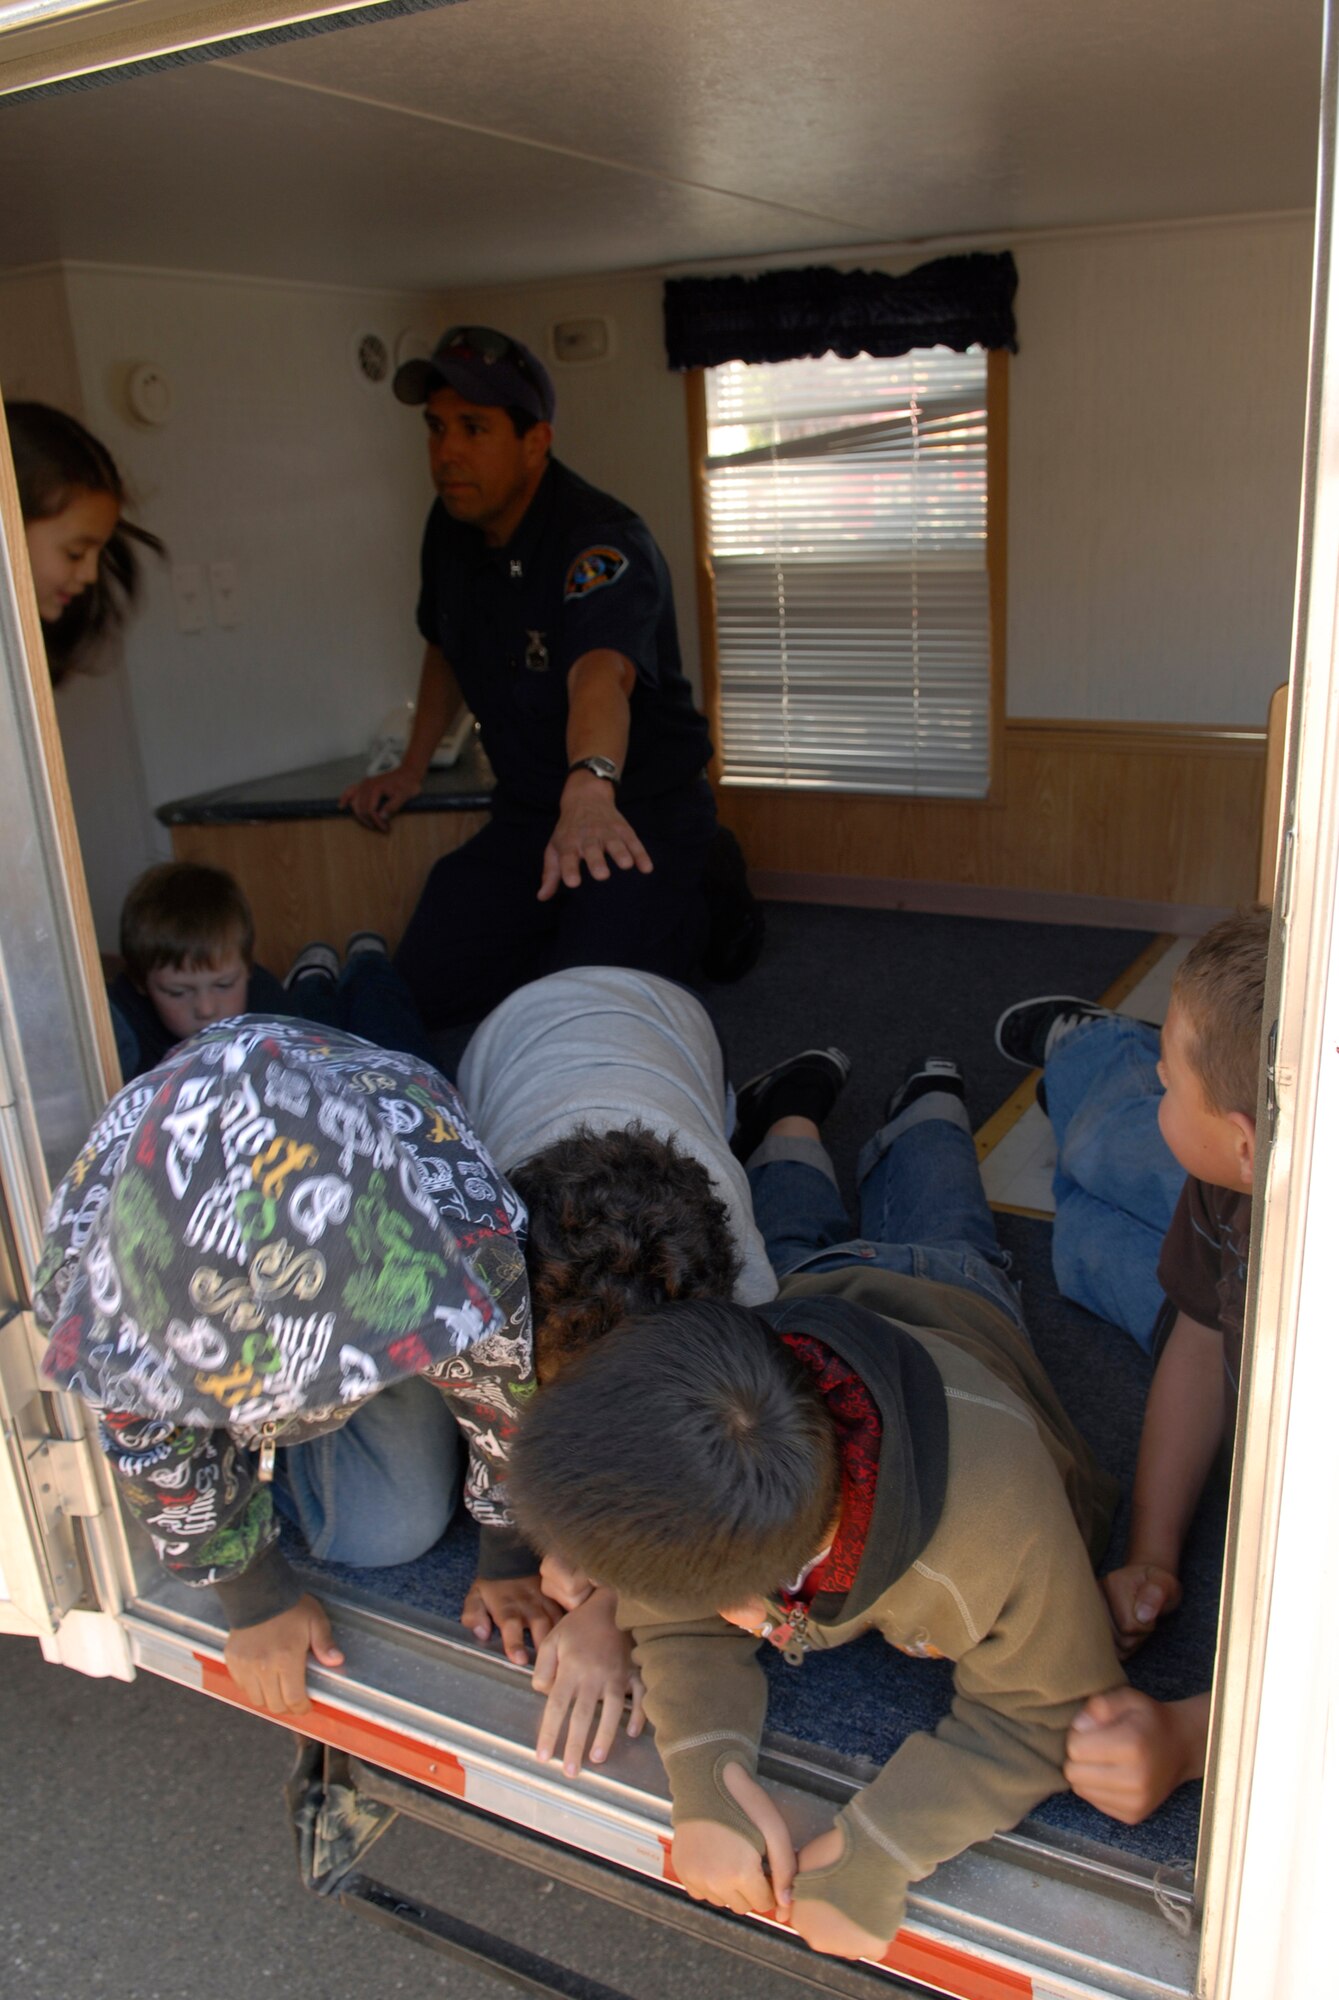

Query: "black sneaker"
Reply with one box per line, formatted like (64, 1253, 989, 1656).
(731, 1046, 851, 1161)
(994, 996, 1114, 1069)
(345, 930, 389, 960)
(884, 1057, 965, 1124)
(283, 941, 339, 989)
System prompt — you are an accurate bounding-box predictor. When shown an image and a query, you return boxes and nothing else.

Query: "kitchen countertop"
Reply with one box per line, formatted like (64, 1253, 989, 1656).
(156, 746, 495, 825)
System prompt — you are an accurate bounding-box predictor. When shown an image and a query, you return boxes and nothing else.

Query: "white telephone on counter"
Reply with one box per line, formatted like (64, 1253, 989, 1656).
(364, 700, 475, 777)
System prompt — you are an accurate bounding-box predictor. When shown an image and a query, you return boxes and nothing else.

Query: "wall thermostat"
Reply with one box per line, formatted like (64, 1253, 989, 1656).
(127, 362, 173, 426)
(550, 317, 615, 365)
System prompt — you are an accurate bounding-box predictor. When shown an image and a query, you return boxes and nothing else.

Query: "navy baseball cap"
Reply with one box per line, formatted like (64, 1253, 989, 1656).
(394, 324, 556, 424)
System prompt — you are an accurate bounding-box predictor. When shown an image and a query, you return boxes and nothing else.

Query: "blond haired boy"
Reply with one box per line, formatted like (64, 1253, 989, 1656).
(1062, 906, 1268, 1821)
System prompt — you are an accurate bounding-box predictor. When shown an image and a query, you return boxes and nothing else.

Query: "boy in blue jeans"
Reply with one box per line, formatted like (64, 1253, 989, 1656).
(736, 1049, 1024, 1328)
(999, 908, 1268, 1821)
(993, 999, 1184, 1350)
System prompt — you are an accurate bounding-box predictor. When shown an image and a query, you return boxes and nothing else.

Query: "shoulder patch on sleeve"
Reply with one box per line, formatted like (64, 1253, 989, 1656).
(564, 545, 629, 601)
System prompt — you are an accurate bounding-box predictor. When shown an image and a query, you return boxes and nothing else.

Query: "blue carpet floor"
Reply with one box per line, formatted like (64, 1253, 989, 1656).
(293, 905, 1215, 1874)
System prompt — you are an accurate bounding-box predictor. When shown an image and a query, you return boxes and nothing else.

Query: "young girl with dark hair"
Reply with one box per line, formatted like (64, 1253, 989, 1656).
(7, 399, 163, 683)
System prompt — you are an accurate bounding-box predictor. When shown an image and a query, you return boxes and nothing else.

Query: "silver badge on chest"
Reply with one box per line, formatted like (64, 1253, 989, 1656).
(524, 630, 550, 673)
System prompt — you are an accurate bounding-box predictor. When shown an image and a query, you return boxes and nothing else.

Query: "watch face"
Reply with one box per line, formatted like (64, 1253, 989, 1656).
(573, 757, 618, 781)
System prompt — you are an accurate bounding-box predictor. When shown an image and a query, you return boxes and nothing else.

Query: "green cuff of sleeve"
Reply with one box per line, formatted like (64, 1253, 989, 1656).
(792, 1804, 911, 1939)
(662, 1736, 766, 1855)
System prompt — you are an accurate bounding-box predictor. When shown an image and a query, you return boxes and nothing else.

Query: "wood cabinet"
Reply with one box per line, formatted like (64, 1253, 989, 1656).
(161, 755, 492, 974)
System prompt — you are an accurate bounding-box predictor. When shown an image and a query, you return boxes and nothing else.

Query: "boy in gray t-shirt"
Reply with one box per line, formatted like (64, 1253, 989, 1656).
(457, 965, 778, 1326)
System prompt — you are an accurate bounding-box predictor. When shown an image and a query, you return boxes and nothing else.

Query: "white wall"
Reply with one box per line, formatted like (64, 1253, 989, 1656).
(0, 269, 81, 406)
(1008, 217, 1313, 722)
(61, 265, 446, 811)
(447, 215, 1313, 729)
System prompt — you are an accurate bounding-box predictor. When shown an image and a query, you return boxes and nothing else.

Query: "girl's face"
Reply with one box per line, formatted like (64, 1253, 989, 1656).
(24, 487, 121, 623)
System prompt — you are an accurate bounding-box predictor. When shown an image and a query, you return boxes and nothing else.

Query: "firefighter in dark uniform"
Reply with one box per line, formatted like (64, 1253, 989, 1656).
(341, 325, 717, 1030)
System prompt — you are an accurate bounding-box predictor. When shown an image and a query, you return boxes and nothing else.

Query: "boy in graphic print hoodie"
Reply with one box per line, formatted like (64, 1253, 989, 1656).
(35, 1016, 533, 1716)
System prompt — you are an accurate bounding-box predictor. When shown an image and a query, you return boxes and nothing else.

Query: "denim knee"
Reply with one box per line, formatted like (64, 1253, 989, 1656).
(283, 1379, 465, 1568)
(324, 1475, 461, 1568)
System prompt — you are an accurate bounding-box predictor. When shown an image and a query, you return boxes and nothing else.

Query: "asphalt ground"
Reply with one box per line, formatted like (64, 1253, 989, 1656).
(1, 1632, 808, 2000)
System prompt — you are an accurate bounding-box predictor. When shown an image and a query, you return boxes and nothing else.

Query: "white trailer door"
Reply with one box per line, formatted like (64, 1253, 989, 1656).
(0, 400, 136, 1675)
(1196, 7, 1339, 1996)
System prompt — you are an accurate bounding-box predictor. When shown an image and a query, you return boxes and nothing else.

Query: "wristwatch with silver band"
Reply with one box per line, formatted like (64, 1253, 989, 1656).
(567, 755, 621, 787)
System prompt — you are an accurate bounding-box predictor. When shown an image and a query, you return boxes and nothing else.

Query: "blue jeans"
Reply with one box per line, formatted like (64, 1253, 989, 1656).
(1046, 1017, 1184, 1351)
(273, 1375, 463, 1566)
(747, 1093, 1027, 1334)
(289, 951, 436, 1068)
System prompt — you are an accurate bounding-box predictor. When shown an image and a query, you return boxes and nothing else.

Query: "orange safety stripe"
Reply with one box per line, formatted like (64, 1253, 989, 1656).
(202, 1657, 1032, 2000)
(196, 1653, 466, 1795)
(660, 1830, 1033, 1998)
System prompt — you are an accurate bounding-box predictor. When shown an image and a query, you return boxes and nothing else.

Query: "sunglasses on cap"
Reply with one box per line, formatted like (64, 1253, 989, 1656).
(395, 324, 555, 419)
(440, 326, 540, 386)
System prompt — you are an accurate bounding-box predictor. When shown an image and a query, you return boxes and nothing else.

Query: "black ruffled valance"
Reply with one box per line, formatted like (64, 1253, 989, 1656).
(663, 251, 1017, 372)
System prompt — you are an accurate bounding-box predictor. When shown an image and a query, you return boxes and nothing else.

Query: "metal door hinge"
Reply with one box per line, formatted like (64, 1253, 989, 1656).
(26, 1436, 103, 1519)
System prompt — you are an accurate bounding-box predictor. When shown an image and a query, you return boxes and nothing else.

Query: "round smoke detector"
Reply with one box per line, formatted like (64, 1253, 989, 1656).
(353, 331, 390, 387)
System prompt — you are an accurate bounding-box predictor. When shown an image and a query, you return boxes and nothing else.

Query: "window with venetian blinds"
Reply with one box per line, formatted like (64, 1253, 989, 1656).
(703, 348, 992, 797)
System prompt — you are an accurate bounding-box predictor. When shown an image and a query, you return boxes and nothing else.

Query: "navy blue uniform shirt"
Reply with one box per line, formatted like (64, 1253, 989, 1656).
(416, 458, 712, 811)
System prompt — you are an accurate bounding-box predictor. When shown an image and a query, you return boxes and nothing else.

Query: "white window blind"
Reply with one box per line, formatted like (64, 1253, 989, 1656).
(704, 348, 991, 796)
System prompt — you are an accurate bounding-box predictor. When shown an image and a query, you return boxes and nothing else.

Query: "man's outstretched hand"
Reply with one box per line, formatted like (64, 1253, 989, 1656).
(538, 772, 653, 901)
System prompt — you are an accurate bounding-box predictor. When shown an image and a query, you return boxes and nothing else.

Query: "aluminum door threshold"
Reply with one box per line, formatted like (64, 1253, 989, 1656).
(119, 1580, 1198, 2000)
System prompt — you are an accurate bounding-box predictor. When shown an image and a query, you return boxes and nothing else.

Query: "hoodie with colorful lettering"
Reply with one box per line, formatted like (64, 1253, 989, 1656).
(34, 1017, 532, 1628)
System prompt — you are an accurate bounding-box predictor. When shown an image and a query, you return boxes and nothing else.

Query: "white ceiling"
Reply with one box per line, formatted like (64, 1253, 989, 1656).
(0, 0, 1326, 290)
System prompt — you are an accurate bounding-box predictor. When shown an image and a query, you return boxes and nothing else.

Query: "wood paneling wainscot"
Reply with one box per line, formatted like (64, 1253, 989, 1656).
(171, 811, 490, 975)
(719, 717, 1266, 924)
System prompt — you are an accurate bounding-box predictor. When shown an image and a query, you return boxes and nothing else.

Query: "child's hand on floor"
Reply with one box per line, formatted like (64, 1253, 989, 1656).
(789, 1824, 890, 1962)
(1065, 1686, 1210, 1823)
(463, 1572, 565, 1665)
(224, 1593, 345, 1716)
(532, 1587, 645, 1775)
(1100, 1562, 1183, 1657)
(539, 1549, 595, 1612)
(672, 1763, 796, 1918)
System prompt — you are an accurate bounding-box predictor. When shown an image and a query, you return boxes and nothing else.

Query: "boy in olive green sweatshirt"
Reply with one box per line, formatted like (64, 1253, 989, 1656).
(509, 1054, 1125, 1962)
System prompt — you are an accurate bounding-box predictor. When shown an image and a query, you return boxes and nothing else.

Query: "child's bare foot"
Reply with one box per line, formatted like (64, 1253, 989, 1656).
(1064, 1686, 1210, 1823)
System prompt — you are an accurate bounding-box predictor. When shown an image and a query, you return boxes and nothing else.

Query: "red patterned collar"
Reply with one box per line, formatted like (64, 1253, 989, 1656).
(777, 1329, 882, 1609)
